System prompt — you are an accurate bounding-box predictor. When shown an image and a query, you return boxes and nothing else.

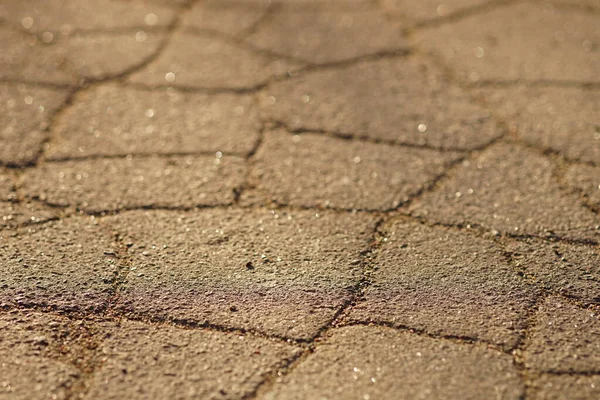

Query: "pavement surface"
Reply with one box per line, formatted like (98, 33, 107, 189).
(0, 0, 599, 399)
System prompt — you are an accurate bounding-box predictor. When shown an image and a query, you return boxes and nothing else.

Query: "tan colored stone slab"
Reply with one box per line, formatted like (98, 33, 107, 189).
(0, 217, 120, 310)
(129, 32, 298, 89)
(0, 311, 80, 400)
(85, 319, 300, 400)
(410, 144, 600, 241)
(0, 0, 176, 34)
(0, 25, 164, 84)
(554, 0, 600, 9)
(525, 296, 600, 372)
(382, 0, 488, 22)
(22, 155, 246, 212)
(212, 0, 371, 6)
(250, 130, 462, 210)
(505, 239, 600, 303)
(0, 172, 51, 231)
(260, 57, 499, 150)
(479, 86, 599, 164)
(414, 2, 600, 82)
(102, 208, 377, 339)
(0, 170, 16, 201)
(0, 202, 59, 230)
(0, 83, 70, 166)
(530, 374, 600, 400)
(183, 1, 268, 36)
(0, 26, 76, 85)
(247, 9, 405, 64)
(46, 84, 260, 160)
(264, 325, 523, 400)
(64, 32, 165, 80)
(566, 163, 600, 209)
(349, 221, 535, 347)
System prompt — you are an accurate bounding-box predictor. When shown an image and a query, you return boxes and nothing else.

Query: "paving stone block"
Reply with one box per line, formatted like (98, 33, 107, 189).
(64, 32, 165, 80)
(0, 217, 119, 310)
(129, 32, 298, 89)
(0, 170, 16, 201)
(0, 25, 165, 84)
(505, 239, 600, 303)
(264, 325, 523, 400)
(22, 155, 245, 212)
(555, 0, 600, 9)
(0, 311, 81, 400)
(414, 2, 600, 82)
(0, 174, 53, 231)
(0, 26, 77, 85)
(530, 374, 600, 400)
(183, 1, 268, 36)
(145, 0, 189, 6)
(250, 130, 462, 210)
(213, 0, 371, 6)
(260, 58, 500, 150)
(1, 83, 70, 166)
(0, 0, 176, 34)
(382, 0, 488, 23)
(478, 86, 599, 164)
(246, 9, 405, 64)
(565, 163, 600, 209)
(525, 296, 600, 372)
(102, 208, 377, 339)
(46, 84, 260, 160)
(1, 202, 59, 230)
(349, 221, 535, 347)
(85, 319, 300, 400)
(409, 144, 600, 241)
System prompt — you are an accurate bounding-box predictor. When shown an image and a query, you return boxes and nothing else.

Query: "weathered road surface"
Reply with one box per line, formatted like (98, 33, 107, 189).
(1, 0, 599, 399)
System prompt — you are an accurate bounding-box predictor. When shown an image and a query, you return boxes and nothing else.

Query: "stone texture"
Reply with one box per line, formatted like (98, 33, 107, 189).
(0, 312, 80, 400)
(0, 25, 164, 84)
(349, 221, 534, 347)
(505, 239, 600, 303)
(250, 130, 462, 210)
(525, 297, 600, 372)
(556, 0, 600, 9)
(382, 0, 488, 22)
(410, 144, 600, 241)
(183, 1, 268, 36)
(247, 9, 405, 64)
(22, 155, 246, 212)
(260, 57, 499, 150)
(64, 32, 165, 80)
(0, 171, 56, 229)
(264, 325, 523, 400)
(212, 0, 371, 6)
(129, 32, 297, 89)
(46, 84, 260, 160)
(530, 374, 600, 400)
(0, 217, 119, 310)
(3, 0, 600, 396)
(414, 2, 600, 82)
(0, 26, 77, 85)
(478, 86, 599, 164)
(102, 208, 377, 339)
(0, 0, 176, 33)
(1, 83, 70, 166)
(0, 171, 15, 201)
(1, 202, 59, 230)
(566, 163, 600, 209)
(85, 319, 300, 400)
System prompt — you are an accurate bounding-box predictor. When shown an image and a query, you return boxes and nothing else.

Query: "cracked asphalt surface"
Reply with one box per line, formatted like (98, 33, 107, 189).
(0, 0, 599, 399)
